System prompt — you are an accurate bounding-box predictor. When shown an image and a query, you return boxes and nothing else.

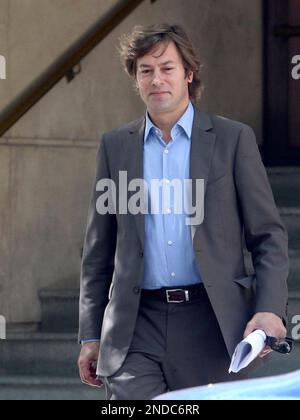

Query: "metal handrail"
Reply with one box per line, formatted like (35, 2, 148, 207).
(0, 0, 156, 137)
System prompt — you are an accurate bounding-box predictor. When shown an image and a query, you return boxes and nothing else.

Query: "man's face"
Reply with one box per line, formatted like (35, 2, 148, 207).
(136, 41, 193, 114)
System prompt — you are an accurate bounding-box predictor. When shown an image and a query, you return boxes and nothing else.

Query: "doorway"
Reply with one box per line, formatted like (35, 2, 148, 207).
(263, 0, 300, 165)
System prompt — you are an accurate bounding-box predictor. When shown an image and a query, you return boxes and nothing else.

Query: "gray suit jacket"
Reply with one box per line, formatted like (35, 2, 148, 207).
(79, 107, 289, 377)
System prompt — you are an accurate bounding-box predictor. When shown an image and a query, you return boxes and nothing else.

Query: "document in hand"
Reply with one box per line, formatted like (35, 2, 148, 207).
(229, 330, 267, 373)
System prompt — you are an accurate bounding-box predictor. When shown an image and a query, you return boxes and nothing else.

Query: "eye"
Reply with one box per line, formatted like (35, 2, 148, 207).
(141, 69, 151, 74)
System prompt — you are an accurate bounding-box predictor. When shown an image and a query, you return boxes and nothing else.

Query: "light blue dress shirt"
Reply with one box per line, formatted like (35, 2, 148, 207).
(142, 101, 202, 289)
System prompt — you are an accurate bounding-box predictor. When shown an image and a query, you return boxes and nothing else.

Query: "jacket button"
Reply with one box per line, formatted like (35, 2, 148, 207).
(139, 250, 144, 258)
(133, 286, 141, 295)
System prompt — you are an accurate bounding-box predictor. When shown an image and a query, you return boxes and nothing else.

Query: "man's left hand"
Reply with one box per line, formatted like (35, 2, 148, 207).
(243, 312, 287, 358)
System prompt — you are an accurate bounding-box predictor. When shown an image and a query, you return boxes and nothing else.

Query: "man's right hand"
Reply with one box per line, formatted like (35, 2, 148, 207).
(78, 341, 103, 388)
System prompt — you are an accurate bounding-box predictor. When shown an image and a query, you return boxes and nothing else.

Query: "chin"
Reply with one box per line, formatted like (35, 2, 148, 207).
(151, 100, 173, 111)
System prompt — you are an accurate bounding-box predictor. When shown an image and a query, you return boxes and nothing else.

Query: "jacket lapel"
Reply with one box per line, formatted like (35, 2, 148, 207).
(125, 107, 216, 247)
(126, 117, 146, 247)
(190, 108, 216, 236)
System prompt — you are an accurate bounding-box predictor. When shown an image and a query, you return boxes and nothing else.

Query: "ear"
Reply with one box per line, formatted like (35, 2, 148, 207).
(135, 79, 140, 91)
(187, 71, 193, 83)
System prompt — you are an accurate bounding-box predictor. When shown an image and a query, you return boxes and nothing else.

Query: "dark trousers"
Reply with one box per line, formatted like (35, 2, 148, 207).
(102, 286, 247, 400)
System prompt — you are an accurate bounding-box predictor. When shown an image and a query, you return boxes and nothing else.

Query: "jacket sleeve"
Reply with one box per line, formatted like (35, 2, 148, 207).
(234, 124, 289, 321)
(78, 134, 117, 342)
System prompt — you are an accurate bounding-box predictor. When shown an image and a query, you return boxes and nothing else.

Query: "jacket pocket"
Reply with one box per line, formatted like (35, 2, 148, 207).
(233, 274, 256, 289)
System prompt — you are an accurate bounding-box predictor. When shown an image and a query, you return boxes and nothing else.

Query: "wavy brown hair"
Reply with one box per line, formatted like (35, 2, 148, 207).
(119, 23, 203, 103)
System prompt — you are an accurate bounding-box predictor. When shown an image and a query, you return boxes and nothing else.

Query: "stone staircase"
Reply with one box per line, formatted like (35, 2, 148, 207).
(250, 167, 300, 378)
(0, 167, 299, 399)
(0, 292, 104, 400)
(267, 167, 300, 319)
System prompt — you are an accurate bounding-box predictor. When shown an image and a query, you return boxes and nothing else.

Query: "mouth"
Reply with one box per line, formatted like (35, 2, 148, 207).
(150, 92, 169, 96)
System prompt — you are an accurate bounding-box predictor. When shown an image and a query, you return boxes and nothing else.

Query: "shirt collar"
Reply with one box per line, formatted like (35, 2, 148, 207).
(144, 101, 194, 143)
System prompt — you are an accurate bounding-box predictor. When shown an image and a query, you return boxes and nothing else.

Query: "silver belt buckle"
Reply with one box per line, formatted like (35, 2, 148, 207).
(166, 289, 189, 303)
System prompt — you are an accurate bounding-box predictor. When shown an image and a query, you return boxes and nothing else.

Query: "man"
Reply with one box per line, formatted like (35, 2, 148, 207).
(78, 23, 289, 400)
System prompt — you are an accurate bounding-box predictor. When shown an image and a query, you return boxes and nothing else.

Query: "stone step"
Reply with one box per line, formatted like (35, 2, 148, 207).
(267, 167, 300, 208)
(0, 332, 80, 376)
(280, 208, 300, 250)
(39, 289, 79, 333)
(288, 251, 300, 292)
(244, 251, 300, 303)
(0, 376, 104, 400)
(240, 251, 300, 332)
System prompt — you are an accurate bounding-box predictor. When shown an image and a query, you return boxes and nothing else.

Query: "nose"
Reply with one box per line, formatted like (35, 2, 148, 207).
(151, 70, 163, 86)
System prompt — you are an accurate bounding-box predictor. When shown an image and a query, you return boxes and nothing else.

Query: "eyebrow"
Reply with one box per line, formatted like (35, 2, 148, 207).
(138, 60, 176, 69)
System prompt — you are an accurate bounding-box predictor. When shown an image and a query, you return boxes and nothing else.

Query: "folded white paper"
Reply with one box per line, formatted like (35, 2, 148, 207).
(229, 330, 267, 373)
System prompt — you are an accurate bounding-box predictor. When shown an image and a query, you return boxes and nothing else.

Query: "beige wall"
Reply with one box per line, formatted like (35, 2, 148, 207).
(0, 0, 116, 110)
(0, 0, 263, 324)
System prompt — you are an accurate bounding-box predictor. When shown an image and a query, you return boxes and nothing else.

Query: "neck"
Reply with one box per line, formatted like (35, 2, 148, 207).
(148, 100, 190, 141)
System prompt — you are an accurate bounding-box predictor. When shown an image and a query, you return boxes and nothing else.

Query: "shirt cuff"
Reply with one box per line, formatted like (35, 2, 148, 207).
(81, 339, 100, 344)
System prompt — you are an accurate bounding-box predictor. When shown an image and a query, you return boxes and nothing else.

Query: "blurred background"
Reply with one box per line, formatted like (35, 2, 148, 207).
(0, 0, 299, 400)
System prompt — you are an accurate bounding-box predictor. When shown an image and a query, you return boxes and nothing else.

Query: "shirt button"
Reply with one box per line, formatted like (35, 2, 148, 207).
(171, 272, 176, 278)
(168, 241, 173, 245)
(167, 209, 171, 214)
(133, 286, 141, 295)
(164, 149, 169, 154)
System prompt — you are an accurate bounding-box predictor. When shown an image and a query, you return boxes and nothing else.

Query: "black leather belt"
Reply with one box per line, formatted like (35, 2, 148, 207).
(141, 283, 206, 303)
